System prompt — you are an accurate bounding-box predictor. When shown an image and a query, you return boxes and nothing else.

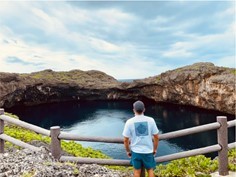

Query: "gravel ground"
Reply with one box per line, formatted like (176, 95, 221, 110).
(0, 147, 132, 177)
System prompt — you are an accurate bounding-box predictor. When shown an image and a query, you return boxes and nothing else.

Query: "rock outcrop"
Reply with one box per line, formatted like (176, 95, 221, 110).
(0, 147, 131, 177)
(119, 62, 235, 115)
(0, 63, 235, 114)
(0, 69, 121, 108)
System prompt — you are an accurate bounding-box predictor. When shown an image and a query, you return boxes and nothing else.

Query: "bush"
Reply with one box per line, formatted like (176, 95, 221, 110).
(154, 149, 236, 177)
(154, 155, 218, 177)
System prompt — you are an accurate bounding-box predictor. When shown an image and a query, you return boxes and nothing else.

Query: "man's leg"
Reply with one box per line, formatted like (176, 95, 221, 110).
(147, 168, 155, 177)
(142, 153, 156, 177)
(131, 152, 142, 177)
(133, 168, 141, 177)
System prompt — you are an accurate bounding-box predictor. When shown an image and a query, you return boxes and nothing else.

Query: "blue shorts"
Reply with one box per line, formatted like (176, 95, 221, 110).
(130, 151, 156, 170)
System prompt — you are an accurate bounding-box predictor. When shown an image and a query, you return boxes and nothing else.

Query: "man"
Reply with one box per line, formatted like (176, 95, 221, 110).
(122, 100, 159, 177)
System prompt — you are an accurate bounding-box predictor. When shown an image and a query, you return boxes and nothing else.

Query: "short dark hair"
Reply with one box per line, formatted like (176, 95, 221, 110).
(133, 100, 145, 113)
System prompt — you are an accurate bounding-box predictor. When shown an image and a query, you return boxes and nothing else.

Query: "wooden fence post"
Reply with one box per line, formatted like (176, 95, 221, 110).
(217, 116, 229, 176)
(50, 126, 61, 160)
(0, 108, 4, 153)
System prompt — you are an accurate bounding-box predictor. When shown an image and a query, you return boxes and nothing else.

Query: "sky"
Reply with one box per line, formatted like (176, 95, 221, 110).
(0, 1, 235, 79)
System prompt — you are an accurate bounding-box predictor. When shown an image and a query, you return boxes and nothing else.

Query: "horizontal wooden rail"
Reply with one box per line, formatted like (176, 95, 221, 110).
(0, 134, 40, 152)
(157, 141, 235, 163)
(159, 122, 220, 140)
(1, 113, 234, 144)
(156, 144, 221, 163)
(59, 121, 223, 143)
(59, 132, 123, 143)
(60, 156, 130, 166)
(228, 142, 236, 149)
(227, 120, 235, 128)
(0, 115, 50, 137)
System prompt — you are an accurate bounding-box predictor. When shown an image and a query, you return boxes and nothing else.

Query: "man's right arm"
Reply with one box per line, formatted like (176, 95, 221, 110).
(153, 134, 159, 155)
(123, 121, 131, 158)
(124, 137, 131, 158)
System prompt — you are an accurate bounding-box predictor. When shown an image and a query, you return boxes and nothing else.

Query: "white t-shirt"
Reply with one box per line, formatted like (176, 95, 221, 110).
(122, 114, 159, 154)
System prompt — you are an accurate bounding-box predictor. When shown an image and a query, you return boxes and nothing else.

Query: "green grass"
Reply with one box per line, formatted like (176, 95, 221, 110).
(231, 69, 236, 75)
(20, 69, 111, 85)
(21, 170, 36, 177)
(4, 112, 19, 119)
(156, 76, 162, 82)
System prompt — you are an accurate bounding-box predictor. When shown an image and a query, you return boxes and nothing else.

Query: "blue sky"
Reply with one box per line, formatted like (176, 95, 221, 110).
(0, 1, 235, 79)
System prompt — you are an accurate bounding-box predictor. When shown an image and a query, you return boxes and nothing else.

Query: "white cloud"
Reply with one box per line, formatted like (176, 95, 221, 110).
(50, 3, 90, 25)
(0, 26, 144, 79)
(162, 41, 194, 58)
(31, 8, 67, 35)
(29, 3, 129, 54)
(0, 28, 88, 73)
(0, 24, 169, 79)
(217, 6, 235, 18)
(162, 18, 234, 60)
(214, 55, 236, 68)
(163, 49, 193, 58)
(97, 8, 135, 28)
(0, 1, 234, 79)
(147, 15, 174, 32)
(89, 37, 121, 53)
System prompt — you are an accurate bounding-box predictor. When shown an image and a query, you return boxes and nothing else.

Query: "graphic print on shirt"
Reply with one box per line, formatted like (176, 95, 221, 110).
(134, 122, 148, 136)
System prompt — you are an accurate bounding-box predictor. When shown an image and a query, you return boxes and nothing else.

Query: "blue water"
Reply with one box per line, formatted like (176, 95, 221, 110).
(6, 101, 235, 160)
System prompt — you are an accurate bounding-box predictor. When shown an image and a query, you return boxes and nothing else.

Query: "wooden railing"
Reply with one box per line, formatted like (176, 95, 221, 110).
(0, 108, 235, 176)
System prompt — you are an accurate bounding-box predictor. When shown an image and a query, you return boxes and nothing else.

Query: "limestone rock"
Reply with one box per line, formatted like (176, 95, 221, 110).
(0, 148, 132, 177)
(0, 63, 235, 114)
(137, 62, 235, 114)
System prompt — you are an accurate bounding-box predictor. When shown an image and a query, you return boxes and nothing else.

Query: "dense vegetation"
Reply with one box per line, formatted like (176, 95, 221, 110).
(155, 150, 236, 177)
(2, 113, 236, 177)
(155, 155, 218, 177)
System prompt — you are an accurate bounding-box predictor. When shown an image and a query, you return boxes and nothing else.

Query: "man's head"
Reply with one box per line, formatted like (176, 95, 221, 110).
(133, 100, 145, 114)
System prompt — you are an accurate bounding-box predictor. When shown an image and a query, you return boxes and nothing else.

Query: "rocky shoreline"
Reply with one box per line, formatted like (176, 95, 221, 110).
(0, 62, 235, 114)
(0, 147, 132, 177)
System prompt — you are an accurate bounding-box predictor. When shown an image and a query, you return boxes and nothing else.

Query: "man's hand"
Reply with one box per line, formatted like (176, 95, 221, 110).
(153, 150, 157, 156)
(126, 151, 131, 158)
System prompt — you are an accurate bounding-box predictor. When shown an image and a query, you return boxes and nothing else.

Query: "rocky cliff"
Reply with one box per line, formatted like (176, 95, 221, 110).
(118, 62, 235, 115)
(0, 63, 235, 114)
(0, 69, 121, 108)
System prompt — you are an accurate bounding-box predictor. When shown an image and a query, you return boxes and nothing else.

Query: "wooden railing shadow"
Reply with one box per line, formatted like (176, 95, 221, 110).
(0, 108, 235, 176)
